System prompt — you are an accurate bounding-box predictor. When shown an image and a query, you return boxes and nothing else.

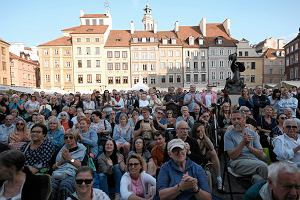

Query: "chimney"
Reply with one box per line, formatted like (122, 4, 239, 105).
(222, 19, 231, 36)
(80, 10, 84, 17)
(174, 21, 179, 32)
(130, 21, 135, 34)
(199, 18, 206, 37)
(153, 22, 157, 34)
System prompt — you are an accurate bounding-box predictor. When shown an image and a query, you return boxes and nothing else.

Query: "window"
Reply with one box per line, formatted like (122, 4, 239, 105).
(186, 74, 191, 82)
(176, 62, 181, 69)
(134, 64, 139, 71)
(107, 51, 113, 58)
(77, 47, 82, 55)
(212, 72, 216, 79)
(143, 77, 148, 84)
(150, 52, 155, 60)
(200, 51, 205, 58)
(96, 60, 100, 68)
(123, 76, 128, 84)
(108, 77, 113, 84)
(286, 57, 290, 66)
(160, 51, 165, 57)
(65, 49, 70, 55)
(194, 62, 198, 70)
(199, 39, 204, 45)
(161, 76, 166, 83)
(2, 62, 6, 70)
(78, 60, 82, 68)
(176, 50, 180, 57)
(122, 51, 128, 58)
(169, 75, 174, 83)
(186, 62, 190, 69)
(141, 52, 147, 59)
(86, 38, 90, 42)
(219, 60, 224, 67)
(150, 77, 156, 84)
(133, 52, 139, 59)
(92, 19, 97, 25)
(54, 49, 59, 55)
(160, 62, 165, 69)
(194, 74, 199, 83)
(220, 49, 224, 56)
(227, 71, 232, 78)
(143, 64, 147, 71)
(251, 75, 255, 83)
(78, 75, 83, 84)
(238, 51, 242, 56)
(251, 62, 256, 69)
(211, 61, 215, 67)
(115, 63, 121, 70)
(66, 74, 71, 82)
(269, 69, 273, 74)
(122, 63, 128, 70)
(107, 63, 113, 70)
(87, 74, 92, 83)
(87, 60, 91, 68)
(99, 19, 103, 25)
(85, 19, 90, 25)
(45, 75, 50, 82)
(86, 47, 91, 55)
(115, 77, 121, 84)
(169, 62, 173, 69)
(228, 50, 232, 55)
(219, 71, 224, 79)
(66, 61, 71, 68)
(201, 74, 206, 82)
(201, 62, 205, 69)
(134, 78, 139, 84)
(77, 38, 81, 42)
(96, 74, 101, 83)
(115, 51, 120, 58)
(54, 60, 59, 68)
(245, 51, 249, 56)
(168, 50, 173, 57)
(150, 64, 155, 71)
(217, 38, 223, 44)
(95, 38, 100, 42)
(177, 75, 181, 83)
(44, 50, 48, 55)
(95, 47, 100, 55)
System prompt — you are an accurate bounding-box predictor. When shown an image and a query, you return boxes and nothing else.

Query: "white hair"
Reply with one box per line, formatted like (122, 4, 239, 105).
(175, 120, 188, 130)
(268, 161, 300, 185)
(283, 118, 297, 127)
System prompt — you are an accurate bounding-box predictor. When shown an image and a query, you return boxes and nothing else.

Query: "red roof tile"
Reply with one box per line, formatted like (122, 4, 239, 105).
(131, 31, 157, 38)
(263, 48, 284, 59)
(157, 31, 182, 45)
(62, 25, 108, 34)
(206, 23, 230, 39)
(105, 30, 131, 47)
(38, 36, 72, 46)
(9, 52, 39, 66)
(80, 14, 109, 18)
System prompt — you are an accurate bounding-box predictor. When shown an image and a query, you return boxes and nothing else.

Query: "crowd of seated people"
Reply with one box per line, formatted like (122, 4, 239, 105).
(0, 84, 299, 200)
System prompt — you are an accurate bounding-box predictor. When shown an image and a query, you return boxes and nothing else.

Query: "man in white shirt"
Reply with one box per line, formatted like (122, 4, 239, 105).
(0, 115, 15, 144)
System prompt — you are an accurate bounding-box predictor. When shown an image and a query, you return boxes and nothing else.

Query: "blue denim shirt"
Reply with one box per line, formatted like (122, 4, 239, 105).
(157, 158, 210, 200)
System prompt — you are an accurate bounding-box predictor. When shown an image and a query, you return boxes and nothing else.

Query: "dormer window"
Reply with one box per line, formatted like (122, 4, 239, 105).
(150, 37, 155, 42)
(162, 39, 168, 45)
(85, 19, 90, 25)
(99, 19, 104, 25)
(216, 37, 223, 45)
(132, 38, 138, 43)
(171, 38, 176, 45)
(142, 37, 147, 43)
(189, 36, 194, 45)
(199, 38, 204, 45)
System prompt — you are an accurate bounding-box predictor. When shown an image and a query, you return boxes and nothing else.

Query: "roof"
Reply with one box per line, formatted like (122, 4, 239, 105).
(62, 25, 108, 34)
(0, 38, 10, 46)
(157, 31, 182, 45)
(9, 52, 39, 66)
(105, 30, 131, 47)
(284, 33, 300, 48)
(80, 14, 109, 18)
(206, 37, 237, 47)
(131, 31, 157, 38)
(262, 48, 285, 59)
(177, 26, 202, 47)
(206, 23, 231, 39)
(38, 36, 72, 46)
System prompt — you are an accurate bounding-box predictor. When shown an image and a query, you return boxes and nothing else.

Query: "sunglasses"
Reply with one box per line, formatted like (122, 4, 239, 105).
(285, 125, 297, 129)
(64, 136, 74, 140)
(75, 179, 93, 185)
(129, 163, 140, 167)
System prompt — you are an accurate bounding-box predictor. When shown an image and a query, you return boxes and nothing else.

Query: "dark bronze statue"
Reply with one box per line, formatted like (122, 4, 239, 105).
(224, 53, 245, 94)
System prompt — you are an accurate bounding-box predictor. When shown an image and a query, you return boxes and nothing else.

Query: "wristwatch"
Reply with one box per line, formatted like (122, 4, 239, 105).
(70, 158, 75, 163)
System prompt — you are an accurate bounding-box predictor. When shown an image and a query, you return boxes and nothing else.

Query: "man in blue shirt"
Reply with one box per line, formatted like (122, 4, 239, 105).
(157, 138, 211, 200)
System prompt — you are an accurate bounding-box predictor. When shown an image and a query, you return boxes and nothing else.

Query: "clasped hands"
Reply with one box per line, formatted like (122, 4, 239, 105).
(178, 172, 198, 192)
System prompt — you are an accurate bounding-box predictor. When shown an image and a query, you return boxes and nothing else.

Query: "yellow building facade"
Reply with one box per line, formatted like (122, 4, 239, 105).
(0, 39, 11, 85)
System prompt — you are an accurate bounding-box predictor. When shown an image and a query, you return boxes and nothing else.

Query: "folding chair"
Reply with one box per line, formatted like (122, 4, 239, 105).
(221, 152, 251, 200)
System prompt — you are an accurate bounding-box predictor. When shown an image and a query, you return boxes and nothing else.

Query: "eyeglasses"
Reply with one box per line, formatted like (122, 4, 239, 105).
(84, 112, 89, 114)
(64, 136, 74, 140)
(75, 179, 93, 185)
(280, 117, 287, 120)
(129, 163, 140, 167)
(61, 114, 67, 116)
(157, 112, 164, 115)
(285, 125, 297, 129)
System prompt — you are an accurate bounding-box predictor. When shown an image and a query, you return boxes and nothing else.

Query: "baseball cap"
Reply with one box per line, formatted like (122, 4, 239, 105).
(167, 139, 185, 152)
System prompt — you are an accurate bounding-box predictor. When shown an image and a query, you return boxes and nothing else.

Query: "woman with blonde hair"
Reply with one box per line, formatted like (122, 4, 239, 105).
(47, 116, 65, 151)
(9, 118, 31, 150)
(238, 88, 253, 110)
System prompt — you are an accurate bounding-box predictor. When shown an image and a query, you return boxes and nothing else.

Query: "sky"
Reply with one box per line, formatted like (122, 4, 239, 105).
(1, 0, 299, 47)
